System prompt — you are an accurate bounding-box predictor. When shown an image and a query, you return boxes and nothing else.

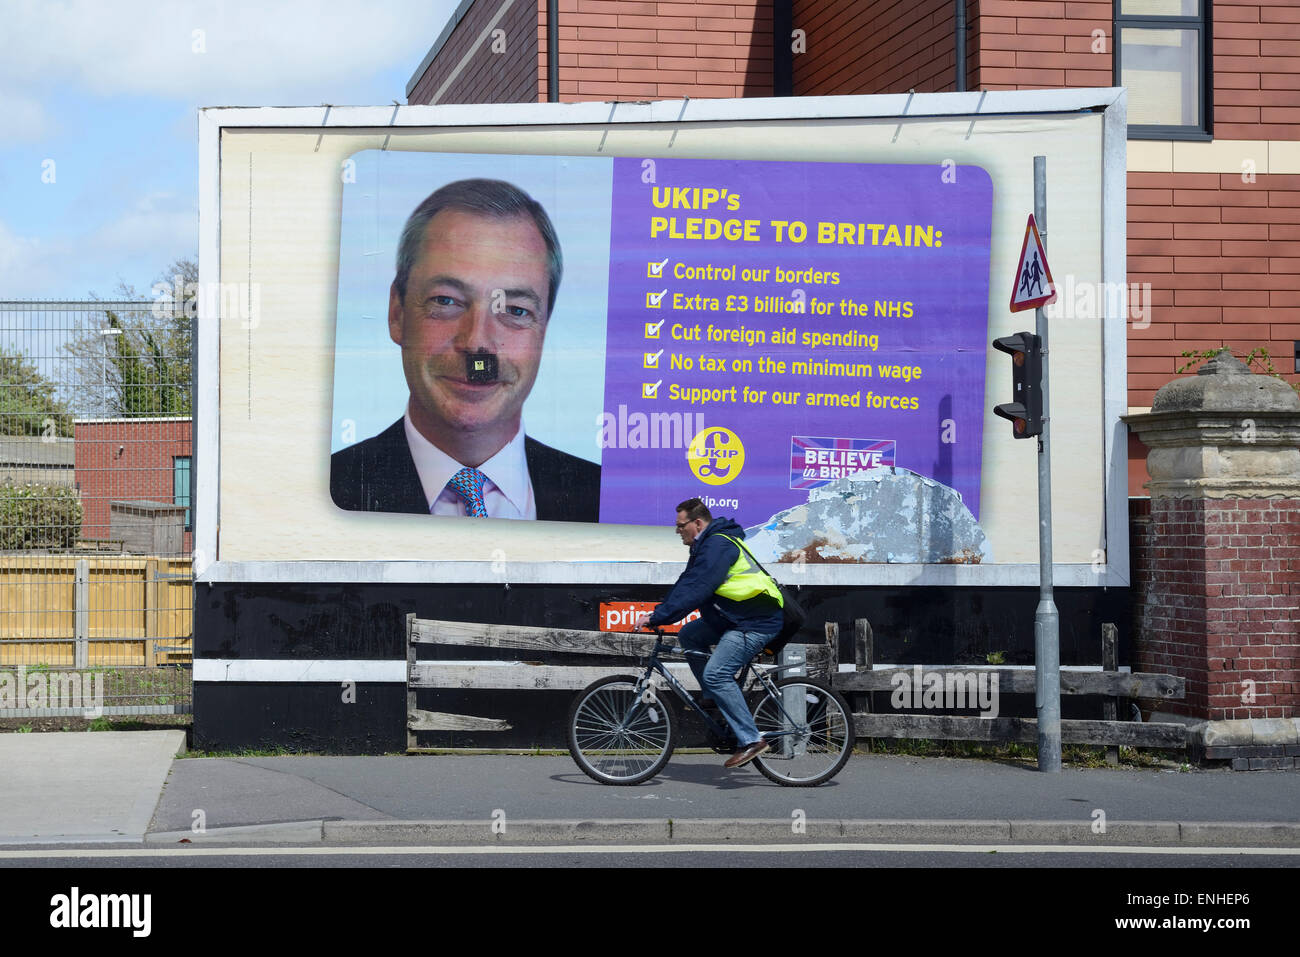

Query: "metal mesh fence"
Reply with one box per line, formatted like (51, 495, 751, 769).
(1, 300, 192, 717)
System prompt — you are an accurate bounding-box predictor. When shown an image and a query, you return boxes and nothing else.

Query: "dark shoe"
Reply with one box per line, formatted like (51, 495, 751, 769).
(723, 739, 770, 769)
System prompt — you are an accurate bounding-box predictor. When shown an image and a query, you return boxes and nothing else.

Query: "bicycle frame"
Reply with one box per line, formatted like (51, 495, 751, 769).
(624, 640, 812, 747)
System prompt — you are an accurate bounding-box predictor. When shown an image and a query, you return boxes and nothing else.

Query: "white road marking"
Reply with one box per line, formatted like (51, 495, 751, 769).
(1, 843, 1298, 858)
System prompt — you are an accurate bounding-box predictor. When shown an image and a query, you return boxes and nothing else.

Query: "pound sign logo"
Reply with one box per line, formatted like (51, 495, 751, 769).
(687, 427, 746, 485)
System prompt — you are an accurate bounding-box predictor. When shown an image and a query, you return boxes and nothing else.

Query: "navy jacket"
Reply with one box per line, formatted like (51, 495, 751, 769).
(646, 517, 783, 634)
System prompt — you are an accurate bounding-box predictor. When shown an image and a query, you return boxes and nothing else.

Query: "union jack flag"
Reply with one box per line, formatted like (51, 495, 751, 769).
(789, 436, 896, 490)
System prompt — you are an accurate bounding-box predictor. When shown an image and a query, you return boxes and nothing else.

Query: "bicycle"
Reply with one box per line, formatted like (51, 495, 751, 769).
(566, 627, 854, 786)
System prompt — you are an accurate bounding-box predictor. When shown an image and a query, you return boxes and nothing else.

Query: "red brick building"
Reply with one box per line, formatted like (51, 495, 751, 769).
(407, 0, 1300, 494)
(73, 417, 192, 556)
(398, 1, 1300, 745)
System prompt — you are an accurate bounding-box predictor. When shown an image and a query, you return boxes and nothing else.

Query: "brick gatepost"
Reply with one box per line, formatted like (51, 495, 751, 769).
(1125, 351, 1300, 770)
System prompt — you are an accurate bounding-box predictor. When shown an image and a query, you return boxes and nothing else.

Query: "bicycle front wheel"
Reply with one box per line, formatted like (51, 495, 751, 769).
(751, 677, 854, 786)
(567, 675, 676, 785)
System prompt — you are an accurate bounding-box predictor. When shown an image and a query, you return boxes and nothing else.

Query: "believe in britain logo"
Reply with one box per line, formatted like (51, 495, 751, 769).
(789, 435, 895, 490)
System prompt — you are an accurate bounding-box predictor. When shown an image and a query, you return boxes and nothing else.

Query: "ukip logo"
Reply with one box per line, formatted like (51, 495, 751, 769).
(687, 427, 745, 485)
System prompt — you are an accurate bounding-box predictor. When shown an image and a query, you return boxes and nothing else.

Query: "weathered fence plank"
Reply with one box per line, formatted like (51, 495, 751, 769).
(852, 713, 1188, 748)
(851, 618, 873, 751)
(404, 615, 1185, 752)
(408, 709, 512, 732)
(406, 613, 418, 751)
(803, 643, 832, 681)
(410, 662, 714, 692)
(854, 618, 873, 673)
(411, 618, 659, 658)
(1102, 622, 1120, 765)
(833, 667, 1183, 699)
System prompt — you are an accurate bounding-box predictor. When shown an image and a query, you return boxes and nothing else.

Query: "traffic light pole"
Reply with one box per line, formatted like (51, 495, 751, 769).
(1033, 155, 1061, 772)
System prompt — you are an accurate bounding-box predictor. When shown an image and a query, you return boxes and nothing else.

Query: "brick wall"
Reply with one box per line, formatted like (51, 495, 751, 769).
(73, 419, 192, 555)
(971, 0, 1112, 92)
(1133, 496, 1300, 720)
(966, 3, 1300, 409)
(1127, 172, 1300, 408)
(793, 0, 973, 95)
(408, 0, 538, 104)
(547, 0, 772, 102)
(1214, 2, 1300, 141)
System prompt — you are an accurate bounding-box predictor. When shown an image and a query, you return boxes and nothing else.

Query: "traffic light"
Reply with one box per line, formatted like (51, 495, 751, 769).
(992, 332, 1042, 438)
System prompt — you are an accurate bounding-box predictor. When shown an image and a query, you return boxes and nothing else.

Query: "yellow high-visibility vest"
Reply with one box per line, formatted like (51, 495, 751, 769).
(715, 535, 783, 606)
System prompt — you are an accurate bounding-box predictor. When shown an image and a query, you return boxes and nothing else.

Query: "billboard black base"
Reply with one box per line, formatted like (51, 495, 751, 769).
(193, 580, 1132, 754)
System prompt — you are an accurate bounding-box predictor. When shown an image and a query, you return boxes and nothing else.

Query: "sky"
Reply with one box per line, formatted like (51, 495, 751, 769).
(0, 0, 460, 300)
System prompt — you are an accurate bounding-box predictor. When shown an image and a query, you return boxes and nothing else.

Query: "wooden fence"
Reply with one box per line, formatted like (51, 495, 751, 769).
(0, 556, 192, 666)
(406, 616, 1187, 755)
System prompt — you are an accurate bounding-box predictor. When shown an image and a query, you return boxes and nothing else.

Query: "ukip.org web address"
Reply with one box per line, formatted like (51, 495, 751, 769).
(1114, 916, 1251, 931)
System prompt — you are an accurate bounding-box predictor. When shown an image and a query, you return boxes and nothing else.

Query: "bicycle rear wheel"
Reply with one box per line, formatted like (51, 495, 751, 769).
(567, 674, 676, 785)
(750, 677, 854, 786)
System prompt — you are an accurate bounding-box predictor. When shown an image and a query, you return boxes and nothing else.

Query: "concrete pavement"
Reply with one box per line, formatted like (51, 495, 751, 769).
(0, 730, 186, 845)
(2, 734, 1298, 849)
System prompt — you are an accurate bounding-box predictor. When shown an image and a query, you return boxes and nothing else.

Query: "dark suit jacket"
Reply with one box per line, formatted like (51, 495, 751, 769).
(330, 418, 601, 523)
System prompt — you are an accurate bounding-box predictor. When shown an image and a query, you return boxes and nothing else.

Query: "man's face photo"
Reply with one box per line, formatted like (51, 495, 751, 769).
(330, 156, 610, 523)
(388, 207, 551, 452)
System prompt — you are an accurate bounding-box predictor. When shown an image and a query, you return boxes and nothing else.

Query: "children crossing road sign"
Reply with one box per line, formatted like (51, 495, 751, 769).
(1010, 213, 1056, 312)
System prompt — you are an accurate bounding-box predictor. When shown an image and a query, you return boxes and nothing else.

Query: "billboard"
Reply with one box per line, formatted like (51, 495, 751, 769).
(329, 151, 993, 534)
(198, 91, 1128, 584)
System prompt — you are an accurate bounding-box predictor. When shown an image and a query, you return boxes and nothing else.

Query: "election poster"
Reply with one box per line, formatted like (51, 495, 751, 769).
(330, 151, 992, 532)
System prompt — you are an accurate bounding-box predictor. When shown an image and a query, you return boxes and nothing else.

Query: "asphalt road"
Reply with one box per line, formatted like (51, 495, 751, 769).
(149, 753, 1300, 833)
(4, 846, 1299, 867)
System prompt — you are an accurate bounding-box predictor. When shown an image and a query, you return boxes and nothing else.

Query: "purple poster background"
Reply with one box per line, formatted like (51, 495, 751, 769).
(598, 157, 993, 530)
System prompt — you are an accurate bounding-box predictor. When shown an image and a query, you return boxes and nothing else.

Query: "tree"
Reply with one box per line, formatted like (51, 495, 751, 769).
(102, 306, 191, 417)
(0, 346, 73, 437)
(64, 256, 196, 418)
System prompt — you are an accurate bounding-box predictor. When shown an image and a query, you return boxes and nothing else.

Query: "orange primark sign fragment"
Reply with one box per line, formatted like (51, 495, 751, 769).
(599, 602, 701, 633)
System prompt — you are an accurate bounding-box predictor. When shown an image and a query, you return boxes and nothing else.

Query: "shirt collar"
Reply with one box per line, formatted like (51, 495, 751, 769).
(403, 405, 530, 513)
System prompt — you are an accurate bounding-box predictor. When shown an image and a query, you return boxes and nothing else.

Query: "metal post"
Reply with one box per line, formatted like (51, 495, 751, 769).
(74, 559, 89, 670)
(1033, 155, 1061, 772)
(954, 0, 967, 92)
(777, 644, 806, 757)
(546, 0, 559, 103)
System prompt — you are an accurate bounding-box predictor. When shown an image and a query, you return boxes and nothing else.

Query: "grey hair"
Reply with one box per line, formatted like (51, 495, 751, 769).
(392, 178, 563, 315)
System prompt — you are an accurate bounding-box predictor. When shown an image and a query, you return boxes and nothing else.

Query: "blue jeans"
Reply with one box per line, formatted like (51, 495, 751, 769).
(678, 617, 771, 746)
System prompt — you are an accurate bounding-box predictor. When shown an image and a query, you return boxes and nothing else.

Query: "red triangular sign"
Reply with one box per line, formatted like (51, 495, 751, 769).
(1010, 214, 1056, 313)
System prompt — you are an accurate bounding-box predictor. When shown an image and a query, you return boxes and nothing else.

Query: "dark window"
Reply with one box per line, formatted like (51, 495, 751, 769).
(173, 456, 192, 531)
(1115, 0, 1212, 140)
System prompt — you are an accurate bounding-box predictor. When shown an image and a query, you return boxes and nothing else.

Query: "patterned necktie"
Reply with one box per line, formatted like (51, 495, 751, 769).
(446, 467, 489, 517)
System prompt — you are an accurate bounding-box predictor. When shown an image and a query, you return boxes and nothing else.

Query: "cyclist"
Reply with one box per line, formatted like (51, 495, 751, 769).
(641, 497, 783, 768)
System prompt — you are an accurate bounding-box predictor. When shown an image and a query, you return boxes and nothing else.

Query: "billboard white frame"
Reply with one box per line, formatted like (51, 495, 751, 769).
(196, 88, 1129, 589)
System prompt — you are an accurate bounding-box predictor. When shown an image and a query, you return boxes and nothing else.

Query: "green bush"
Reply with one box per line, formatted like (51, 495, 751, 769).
(0, 483, 84, 550)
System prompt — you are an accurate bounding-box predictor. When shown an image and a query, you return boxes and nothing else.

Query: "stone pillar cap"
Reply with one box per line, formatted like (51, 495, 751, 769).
(1125, 350, 1300, 497)
(1149, 350, 1300, 415)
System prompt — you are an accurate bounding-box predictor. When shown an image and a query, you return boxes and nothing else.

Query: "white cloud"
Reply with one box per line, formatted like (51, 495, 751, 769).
(0, 193, 195, 299)
(91, 192, 195, 264)
(0, 0, 456, 103)
(0, 91, 56, 142)
(0, 218, 51, 293)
